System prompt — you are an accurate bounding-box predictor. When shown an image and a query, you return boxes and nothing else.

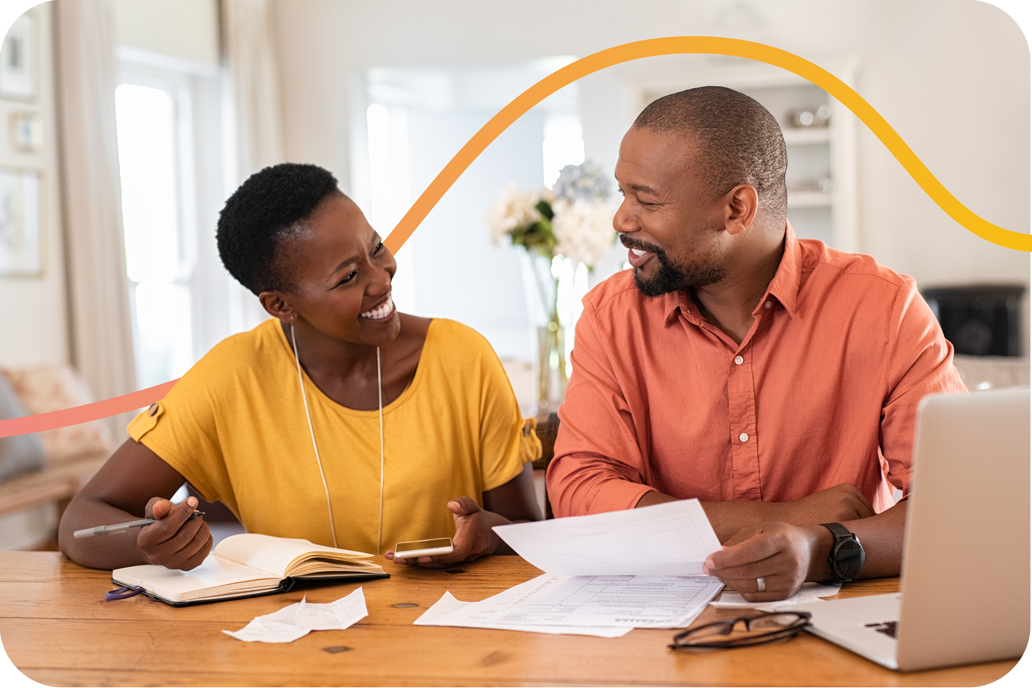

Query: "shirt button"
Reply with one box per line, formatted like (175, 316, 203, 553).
(739, 432, 749, 442)
(734, 355, 744, 365)
(764, 300, 772, 309)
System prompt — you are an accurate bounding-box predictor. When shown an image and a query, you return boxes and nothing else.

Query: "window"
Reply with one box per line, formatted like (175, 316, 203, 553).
(113, 49, 228, 388)
(114, 77, 195, 388)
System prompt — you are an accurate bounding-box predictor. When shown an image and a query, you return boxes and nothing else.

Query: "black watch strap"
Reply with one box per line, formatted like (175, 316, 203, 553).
(820, 522, 866, 584)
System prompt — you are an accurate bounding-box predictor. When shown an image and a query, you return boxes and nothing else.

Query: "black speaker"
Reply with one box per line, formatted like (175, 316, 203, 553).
(922, 285, 1024, 357)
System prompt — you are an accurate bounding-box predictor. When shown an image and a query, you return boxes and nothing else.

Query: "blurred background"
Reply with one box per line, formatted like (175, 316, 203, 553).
(0, 0, 1028, 549)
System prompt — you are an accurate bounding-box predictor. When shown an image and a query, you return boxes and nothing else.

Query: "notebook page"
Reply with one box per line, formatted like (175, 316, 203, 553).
(113, 557, 277, 600)
(213, 534, 373, 577)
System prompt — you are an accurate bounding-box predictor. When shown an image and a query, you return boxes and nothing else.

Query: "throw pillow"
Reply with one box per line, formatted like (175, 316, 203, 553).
(0, 372, 47, 481)
(0, 365, 115, 467)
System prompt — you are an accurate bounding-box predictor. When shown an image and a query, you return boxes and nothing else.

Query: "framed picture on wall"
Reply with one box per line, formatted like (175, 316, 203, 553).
(0, 13, 36, 101)
(0, 167, 41, 277)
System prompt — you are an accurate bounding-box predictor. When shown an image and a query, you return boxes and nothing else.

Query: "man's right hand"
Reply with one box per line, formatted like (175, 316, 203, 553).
(137, 496, 213, 570)
(771, 484, 875, 525)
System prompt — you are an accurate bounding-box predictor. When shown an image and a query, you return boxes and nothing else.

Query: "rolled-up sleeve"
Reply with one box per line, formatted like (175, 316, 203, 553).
(880, 278, 967, 497)
(546, 299, 656, 516)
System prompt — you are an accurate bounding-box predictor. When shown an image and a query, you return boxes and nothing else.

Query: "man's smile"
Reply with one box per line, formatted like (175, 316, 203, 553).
(621, 236, 662, 269)
(627, 247, 654, 268)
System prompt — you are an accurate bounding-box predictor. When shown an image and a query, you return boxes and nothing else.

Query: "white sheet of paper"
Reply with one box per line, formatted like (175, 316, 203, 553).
(710, 582, 841, 612)
(491, 499, 722, 576)
(224, 588, 368, 642)
(429, 573, 723, 630)
(415, 589, 632, 638)
(293, 589, 369, 630)
(224, 618, 311, 643)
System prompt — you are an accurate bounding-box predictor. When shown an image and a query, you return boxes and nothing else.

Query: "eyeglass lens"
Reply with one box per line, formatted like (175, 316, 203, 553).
(672, 612, 810, 647)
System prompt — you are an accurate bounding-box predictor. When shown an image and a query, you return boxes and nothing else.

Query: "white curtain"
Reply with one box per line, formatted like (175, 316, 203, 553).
(221, 0, 286, 331)
(53, 0, 136, 435)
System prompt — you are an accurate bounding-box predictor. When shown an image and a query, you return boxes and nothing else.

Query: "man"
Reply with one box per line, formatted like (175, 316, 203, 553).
(546, 86, 965, 601)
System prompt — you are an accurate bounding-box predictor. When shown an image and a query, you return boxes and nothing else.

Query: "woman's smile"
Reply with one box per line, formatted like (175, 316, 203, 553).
(360, 294, 396, 321)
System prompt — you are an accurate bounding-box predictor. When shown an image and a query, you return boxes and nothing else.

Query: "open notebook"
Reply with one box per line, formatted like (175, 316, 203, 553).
(111, 533, 389, 606)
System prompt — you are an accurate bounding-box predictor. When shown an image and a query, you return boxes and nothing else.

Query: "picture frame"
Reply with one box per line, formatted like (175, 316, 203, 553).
(9, 111, 42, 153)
(0, 13, 36, 101)
(0, 166, 42, 277)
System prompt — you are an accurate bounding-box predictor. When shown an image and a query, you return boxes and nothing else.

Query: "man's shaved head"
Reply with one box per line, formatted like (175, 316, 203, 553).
(633, 86, 788, 220)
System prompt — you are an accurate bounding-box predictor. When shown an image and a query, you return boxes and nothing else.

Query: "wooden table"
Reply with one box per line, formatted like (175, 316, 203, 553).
(0, 552, 1018, 686)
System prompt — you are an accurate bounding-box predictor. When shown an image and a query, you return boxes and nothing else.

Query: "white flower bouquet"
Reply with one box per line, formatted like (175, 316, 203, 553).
(485, 161, 616, 268)
(486, 162, 617, 413)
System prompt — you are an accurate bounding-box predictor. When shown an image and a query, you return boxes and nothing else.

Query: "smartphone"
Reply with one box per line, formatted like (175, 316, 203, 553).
(393, 537, 454, 559)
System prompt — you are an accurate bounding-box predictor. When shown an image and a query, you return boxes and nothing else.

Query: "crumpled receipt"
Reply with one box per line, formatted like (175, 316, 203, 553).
(224, 587, 368, 643)
(709, 582, 841, 612)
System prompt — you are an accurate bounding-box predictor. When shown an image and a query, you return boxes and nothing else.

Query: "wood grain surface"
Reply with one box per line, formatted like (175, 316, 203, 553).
(0, 552, 1019, 686)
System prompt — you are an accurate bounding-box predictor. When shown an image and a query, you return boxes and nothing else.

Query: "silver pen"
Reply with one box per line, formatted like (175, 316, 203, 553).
(73, 511, 204, 538)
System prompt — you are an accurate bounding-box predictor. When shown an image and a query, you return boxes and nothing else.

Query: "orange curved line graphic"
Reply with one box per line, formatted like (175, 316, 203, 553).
(0, 380, 178, 439)
(2, 36, 1025, 440)
(384, 36, 1028, 254)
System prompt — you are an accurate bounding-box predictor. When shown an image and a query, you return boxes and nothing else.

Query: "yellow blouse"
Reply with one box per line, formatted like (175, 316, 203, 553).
(128, 318, 539, 554)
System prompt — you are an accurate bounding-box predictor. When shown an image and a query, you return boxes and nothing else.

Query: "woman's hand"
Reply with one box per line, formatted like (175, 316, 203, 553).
(136, 495, 213, 571)
(701, 522, 828, 602)
(386, 496, 503, 568)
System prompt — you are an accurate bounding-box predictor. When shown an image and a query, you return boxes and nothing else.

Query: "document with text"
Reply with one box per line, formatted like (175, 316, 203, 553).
(416, 500, 725, 635)
(492, 499, 722, 576)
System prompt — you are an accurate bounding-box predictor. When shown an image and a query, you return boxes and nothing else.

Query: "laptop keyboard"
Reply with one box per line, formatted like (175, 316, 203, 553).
(864, 621, 898, 638)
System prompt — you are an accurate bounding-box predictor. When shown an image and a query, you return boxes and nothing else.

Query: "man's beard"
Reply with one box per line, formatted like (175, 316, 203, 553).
(632, 246, 726, 298)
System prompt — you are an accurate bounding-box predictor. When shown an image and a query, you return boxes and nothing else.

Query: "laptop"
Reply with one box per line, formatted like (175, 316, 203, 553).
(783, 386, 1030, 671)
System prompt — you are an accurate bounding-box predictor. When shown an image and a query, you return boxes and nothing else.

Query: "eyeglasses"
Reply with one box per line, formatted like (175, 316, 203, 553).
(669, 611, 812, 649)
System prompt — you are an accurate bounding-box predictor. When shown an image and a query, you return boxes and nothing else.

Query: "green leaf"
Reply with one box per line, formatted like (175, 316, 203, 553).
(535, 199, 555, 221)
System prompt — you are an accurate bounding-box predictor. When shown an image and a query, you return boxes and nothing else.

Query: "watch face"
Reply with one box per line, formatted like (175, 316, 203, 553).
(831, 539, 865, 581)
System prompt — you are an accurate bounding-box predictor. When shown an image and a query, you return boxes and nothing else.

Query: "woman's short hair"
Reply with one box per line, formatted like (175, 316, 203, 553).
(216, 162, 342, 295)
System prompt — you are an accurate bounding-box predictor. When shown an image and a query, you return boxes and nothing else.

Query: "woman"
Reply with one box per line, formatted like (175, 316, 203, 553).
(59, 163, 541, 571)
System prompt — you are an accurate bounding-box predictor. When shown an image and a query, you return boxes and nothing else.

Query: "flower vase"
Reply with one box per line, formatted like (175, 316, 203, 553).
(536, 312, 568, 415)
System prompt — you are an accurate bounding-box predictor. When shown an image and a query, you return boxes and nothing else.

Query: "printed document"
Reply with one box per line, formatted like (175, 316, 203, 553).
(417, 500, 725, 635)
(491, 499, 722, 575)
(421, 573, 722, 630)
(415, 583, 633, 638)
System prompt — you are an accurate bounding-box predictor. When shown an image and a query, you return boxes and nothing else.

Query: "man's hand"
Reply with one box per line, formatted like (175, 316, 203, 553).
(136, 496, 213, 571)
(386, 496, 501, 568)
(702, 522, 828, 602)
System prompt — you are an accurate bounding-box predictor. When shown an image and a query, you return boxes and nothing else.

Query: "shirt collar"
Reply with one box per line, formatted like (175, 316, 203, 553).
(662, 220, 803, 326)
(664, 291, 691, 327)
(754, 220, 802, 318)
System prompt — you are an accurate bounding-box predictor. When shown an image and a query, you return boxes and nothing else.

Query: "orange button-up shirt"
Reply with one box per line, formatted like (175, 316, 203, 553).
(547, 227, 966, 517)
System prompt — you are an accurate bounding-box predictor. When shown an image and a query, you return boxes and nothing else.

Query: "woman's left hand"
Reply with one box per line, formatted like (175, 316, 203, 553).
(385, 496, 500, 568)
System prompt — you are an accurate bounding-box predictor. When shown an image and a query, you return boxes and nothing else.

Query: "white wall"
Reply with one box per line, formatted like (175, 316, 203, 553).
(0, 3, 69, 367)
(271, 0, 1029, 356)
(111, 0, 219, 65)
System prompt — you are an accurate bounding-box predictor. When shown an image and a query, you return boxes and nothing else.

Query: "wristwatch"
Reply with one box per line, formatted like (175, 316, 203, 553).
(819, 523, 866, 584)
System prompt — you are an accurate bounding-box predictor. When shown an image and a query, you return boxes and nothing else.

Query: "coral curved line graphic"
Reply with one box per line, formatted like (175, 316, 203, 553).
(2, 37, 1026, 440)
(0, 380, 178, 439)
(384, 36, 1029, 255)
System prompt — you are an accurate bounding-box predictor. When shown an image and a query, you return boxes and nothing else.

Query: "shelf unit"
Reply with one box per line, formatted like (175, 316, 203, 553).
(624, 59, 859, 252)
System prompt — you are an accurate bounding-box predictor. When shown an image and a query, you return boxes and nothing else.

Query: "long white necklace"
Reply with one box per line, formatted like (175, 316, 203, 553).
(291, 324, 385, 553)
